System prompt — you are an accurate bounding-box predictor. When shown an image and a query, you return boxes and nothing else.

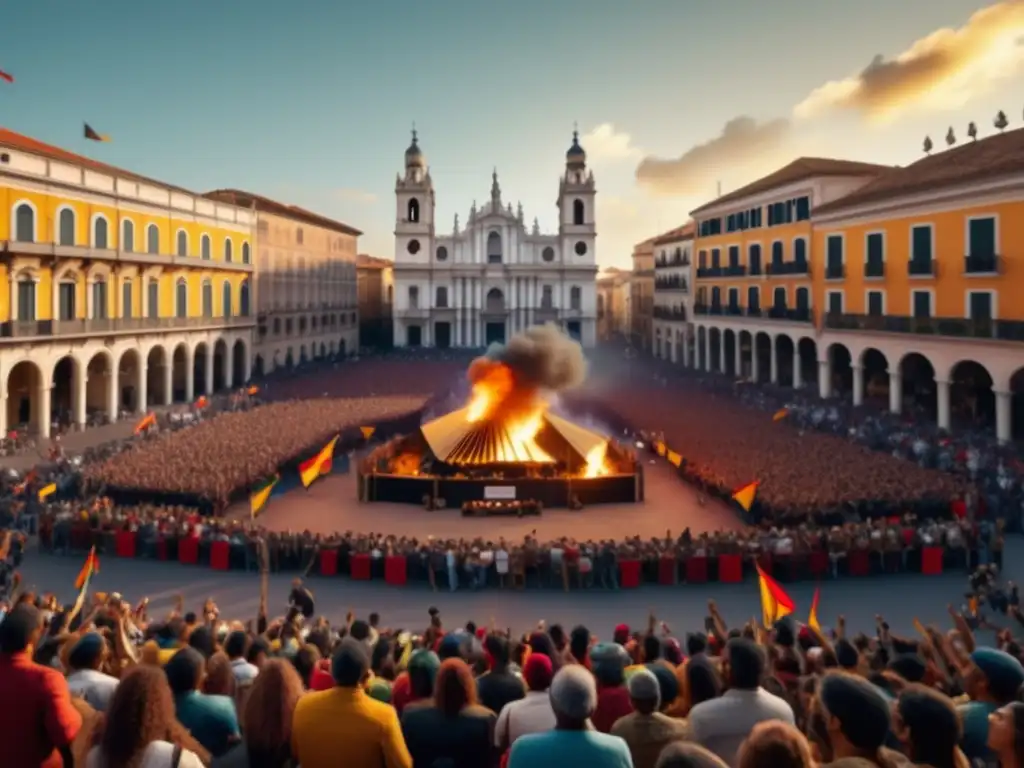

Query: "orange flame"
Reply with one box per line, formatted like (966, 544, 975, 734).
(583, 441, 609, 478)
(465, 357, 552, 462)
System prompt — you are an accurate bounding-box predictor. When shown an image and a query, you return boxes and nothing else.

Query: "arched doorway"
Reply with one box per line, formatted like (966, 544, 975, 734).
(300, 346, 308, 364)
(775, 335, 795, 387)
(1010, 367, 1024, 440)
(338, 338, 347, 357)
(696, 327, 707, 370)
(319, 342, 326, 359)
(286, 348, 295, 368)
(232, 340, 247, 386)
(85, 351, 114, 422)
(861, 348, 889, 406)
(118, 348, 142, 414)
(723, 329, 737, 376)
(738, 331, 753, 379)
(708, 328, 721, 373)
(754, 332, 771, 382)
(899, 352, 936, 422)
(6, 360, 43, 433)
(52, 355, 79, 426)
(949, 360, 994, 432)
(253, 354, 265, 378)
(193, 342, 209, 398)
(146, 346, 168, 407)
(172, 344, 189, 402)
(213, 339, 228, 391)
(827, 343, 852, 400)
(797, 338, 818, 390)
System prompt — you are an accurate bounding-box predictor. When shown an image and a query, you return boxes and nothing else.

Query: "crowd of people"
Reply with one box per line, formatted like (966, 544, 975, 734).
(3, 565, 1024, 768)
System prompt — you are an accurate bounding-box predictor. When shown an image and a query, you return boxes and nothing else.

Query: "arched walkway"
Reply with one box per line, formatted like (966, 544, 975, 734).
(253, 354, 265, 378)
(860, 348, 889, 407)
(213, 339, 228, 391)
(723, 329, 737, 376)
(319, 342, 327, 359)
(754, 332, 771, 383)
(193, 342, 209, 397)
(708, 328, 721, 373)
(286, 348, 295, 368)
(1011, 367, 1024, 441)
(85, 351, 115, 422)
(737, 331, 753, 379)
(697, 327, 707, 371)
(172, 344, 190, 402)
(232, 340, 247, 386)
(797, 338, 818, 390)
(300, 346, 308, 364)
(147, 346, 169, 407)
(117, 348, 143, 415)
(52, 355, 80, 426)
(6, 360, 44, 434)
(949, 360, 994, 432)
(826, 343, 852, 401)
(899, 352, 937, 424)
(775, 336, 795, 387)
(339, 338, 347, 357)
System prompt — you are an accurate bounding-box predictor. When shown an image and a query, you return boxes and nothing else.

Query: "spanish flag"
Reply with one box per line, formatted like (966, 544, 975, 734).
(732, 480, 759, 512)
(756, 564, 794, 628)
(37, 483, 57, 501)
(772, 408, 789, 422)
(134, 412, 156, 435)
(74, 547, 100, 591)
(0, 70, 13, 84)
(195, 395, 208, 409)
(250, 475, 279, 518)
(359, 426, 375, 440)
(299, 436, 339, 488)
(83, 123, 110, 142)
(808, 587, 822, 632)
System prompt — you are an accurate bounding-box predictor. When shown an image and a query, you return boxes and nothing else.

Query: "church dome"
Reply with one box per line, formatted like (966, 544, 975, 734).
(405, 130, 425, 168)
(566, 130, 586, 165)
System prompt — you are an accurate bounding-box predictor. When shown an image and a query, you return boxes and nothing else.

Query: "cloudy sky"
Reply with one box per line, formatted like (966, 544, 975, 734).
(2, 0, 1022, 269)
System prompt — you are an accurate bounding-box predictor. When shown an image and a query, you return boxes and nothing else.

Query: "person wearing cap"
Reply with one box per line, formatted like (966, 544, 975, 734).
(688, 638, 793, 766)
(592, 642, 635, 733)
(509, 666, 632, 768)
(292, 637, 412, 768)
(496, 652, 556, 751)
(612, 668, 687, 768)
(959, 647, 1024, 763)
(0, 604, 82, 768)
(65, 631, 119, 712)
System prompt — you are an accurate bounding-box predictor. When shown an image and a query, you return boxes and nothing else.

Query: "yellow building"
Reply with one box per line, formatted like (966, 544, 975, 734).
(630, 237, 655, 350)
(357, 254, 394, 348)
(204, 190, 360, 373)
(0, 128, 256, 437)
(689, 158, 889, 385)
(596, 267, 631, 341)
(813, 126, 1024, 442)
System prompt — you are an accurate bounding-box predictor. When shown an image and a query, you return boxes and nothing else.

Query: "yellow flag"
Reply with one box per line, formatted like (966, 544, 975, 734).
(666, 450, 682, 467)
(38, 482, 57, 501)
(808, 588, 821, 632)
(360, 426, 376, 440)
(772, 408, 789, 422)
(654, 441, 666, 457)
(250, 475, 279, 517)
(732, 481, 759, 512)
(757, 564, 794, 628)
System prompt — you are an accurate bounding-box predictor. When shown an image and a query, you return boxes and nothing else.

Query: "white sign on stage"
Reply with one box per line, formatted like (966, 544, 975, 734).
(484, 486, 517, 500)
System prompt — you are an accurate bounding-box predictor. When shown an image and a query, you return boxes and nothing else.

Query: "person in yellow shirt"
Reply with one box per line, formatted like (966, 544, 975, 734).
(291, 637, 412, 768)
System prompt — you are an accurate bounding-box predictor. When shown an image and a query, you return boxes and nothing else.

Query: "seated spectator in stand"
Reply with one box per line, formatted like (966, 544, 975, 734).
(478, 634, 526, 716)
(165, 646, 241, 758)
(65, 631, 120, 712)
(591, 642, 634, 733)
(0, 604, 82, 768)
(813, 672, 896, 768)
(401, 657, 497, 768)
(509, 666, 632, 768)
(496, 653, 557, 750)
(86, 665, 204, 768)
(224, 630, 259, 688)
(291, 637, 411, 768)
(736, 722, 814, 768)
(612, 668, 687, 768)
(688, 638, 794, 766)
(213, 658, 304, 768)
(892, 684, 964, 768)
(393, 649, 441, 715)
(959, 648, 1024, 764)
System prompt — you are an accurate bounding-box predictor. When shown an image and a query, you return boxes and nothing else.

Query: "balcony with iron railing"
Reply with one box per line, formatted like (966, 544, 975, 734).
(0, 240, 255, 273)
(695, 265, 748, 279)
(654, 276, 689, 292)
(824, 312, 1024, 343)
(655, 254, 691, 269)
(0, 314, 255, 342)
(864, 261, 885, 278)
(908, 258, 935, 277)
(692, 304, 809, 323)
(825, 263, 845, 280)
(653, 306, 687, 321)
(766, 260, 809, 277)
(964, 253, 999, 275)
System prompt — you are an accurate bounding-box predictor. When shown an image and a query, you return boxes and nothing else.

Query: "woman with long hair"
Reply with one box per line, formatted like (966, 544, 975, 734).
(86, 665, 205, 768)
(213, 659, 304, 768)
(893, 683, 966, 768)
(988, 701, 1024, 768)
(401, 657, 497, 768)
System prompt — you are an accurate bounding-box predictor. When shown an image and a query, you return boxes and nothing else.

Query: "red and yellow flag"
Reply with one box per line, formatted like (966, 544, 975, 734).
(756, 564, 794, 628)
(359, 426, 375, 440)
(83, 123, 110, 142)
(772, 408, 789, 422)
(732, 480, 759, 512)
(134, 412, 156, 435)
(74, 547, 100, 590)
(0, 70, 13, 84)
(808, 587, 822, 632)
(195, 395, 208, 409)
(299, 436, 339, 488)
(247, 385, 259, 395)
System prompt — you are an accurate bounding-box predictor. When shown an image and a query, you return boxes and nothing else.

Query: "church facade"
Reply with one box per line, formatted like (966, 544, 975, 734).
(391, 130, 598, 348)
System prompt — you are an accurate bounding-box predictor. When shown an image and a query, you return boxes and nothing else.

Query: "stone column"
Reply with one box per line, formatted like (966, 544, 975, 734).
(793, 355, 802, 389)
(682, 331, 690, 367)
(769, 340, 778, 384)
(734, 340, 742, 378)
(136, 361, 148, 414)
(204, 345, 214, 395)
(184, 349, 195, 402)
(852, 364, 864, 406)
(995, 390, 1011, 444)
(162, 361, 173, 405)
(704, 339, 712, 372)
(0, 387, 7, 437)
(38, 384, 51, 439)
(819, 360, 832, 399)
(107, 369, 119, 423)
(751, 346, 760, 382)
(224, 350, 234, 392)
(936, 378, 951, 431)
(74, 368, 87, 428)
(888, 371, 902, 414)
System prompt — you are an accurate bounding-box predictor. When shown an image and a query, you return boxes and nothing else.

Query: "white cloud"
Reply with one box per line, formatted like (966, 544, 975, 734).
(332, 188, 378, 204)
(581, 123, 643, 163)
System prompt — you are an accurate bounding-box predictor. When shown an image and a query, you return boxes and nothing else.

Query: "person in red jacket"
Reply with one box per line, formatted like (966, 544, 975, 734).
(0, 604, 82, 768)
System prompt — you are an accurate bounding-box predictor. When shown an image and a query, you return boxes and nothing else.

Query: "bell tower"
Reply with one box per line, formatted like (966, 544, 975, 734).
(395, 127, 434, 265)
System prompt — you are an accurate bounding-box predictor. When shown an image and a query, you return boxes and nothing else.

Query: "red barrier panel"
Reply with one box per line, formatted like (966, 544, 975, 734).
(115, 531, 136, 558)
(658, 557, 677, 585)
(619, 559, 641, 589)
(718, 554, 742, 583)
(210, 540, 230, 571)
(351, 553, 372, 580)
(686, 557, 708, 584)
(178, 536, 199, 565)
(157, 537, 168, 561)
(809, 551, 829, 578)
(848, 549, 870, 577)
(385, 556, 407, 586)
(922, 546, 944, 575)
(320, 548, 338, 576)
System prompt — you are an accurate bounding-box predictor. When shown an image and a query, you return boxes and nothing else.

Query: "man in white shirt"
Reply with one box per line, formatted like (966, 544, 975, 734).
(65, 633, 119, 712)
(495, 654, 555, 750)
(224, 630, 259, 687)
(688, 638, 794, 767)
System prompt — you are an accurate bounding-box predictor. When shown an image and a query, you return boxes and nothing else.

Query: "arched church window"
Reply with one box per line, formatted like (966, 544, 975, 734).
(407, 198, 420, 223)
(572, 199, 585, 226)
(487, 232, 502, 264)
(435, 246, 448, 261)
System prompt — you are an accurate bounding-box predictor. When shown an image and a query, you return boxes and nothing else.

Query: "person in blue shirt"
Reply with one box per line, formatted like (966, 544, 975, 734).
(165, 647, 241, 758)
(959, 647, 1024, 764)
(509, 665, 633, 768)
